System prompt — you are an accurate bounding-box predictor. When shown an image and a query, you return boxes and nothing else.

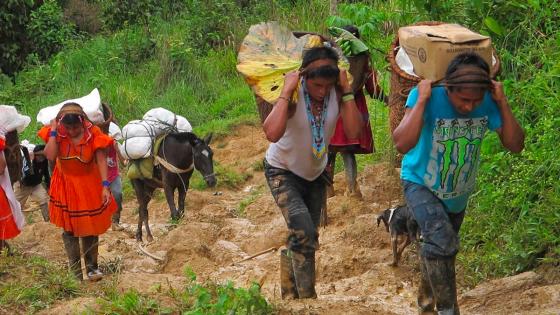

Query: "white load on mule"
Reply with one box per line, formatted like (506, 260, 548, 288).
(119, 107, 192, 160)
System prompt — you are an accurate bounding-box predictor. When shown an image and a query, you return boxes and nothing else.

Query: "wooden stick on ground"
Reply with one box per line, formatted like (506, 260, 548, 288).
(137, 243, 164, 262)
(231, 247, 278, 266)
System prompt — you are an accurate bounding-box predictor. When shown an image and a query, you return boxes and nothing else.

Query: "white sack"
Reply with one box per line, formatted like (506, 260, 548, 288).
(176, 115, 192, 132)
(122, 120, 157, 139)
(108, 122, 123, 141)
(119, 138, 152, 160)
(37, 88, 103, 125)
(0, 105, 31, 133)
(143, 107, 177, 133)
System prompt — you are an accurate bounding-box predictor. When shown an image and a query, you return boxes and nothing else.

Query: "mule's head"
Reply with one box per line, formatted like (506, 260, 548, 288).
(191, 133, 217, 187)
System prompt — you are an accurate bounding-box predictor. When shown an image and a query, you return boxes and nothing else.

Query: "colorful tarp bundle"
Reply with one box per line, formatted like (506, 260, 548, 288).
(236, 21, 351, 105)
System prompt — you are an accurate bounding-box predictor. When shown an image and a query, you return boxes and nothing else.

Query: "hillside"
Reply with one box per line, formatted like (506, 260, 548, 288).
(7, 125, 559, 314)
(1, 0, 559, 313)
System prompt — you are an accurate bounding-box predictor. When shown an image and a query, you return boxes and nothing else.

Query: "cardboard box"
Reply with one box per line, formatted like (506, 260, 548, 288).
(398, 24, 492, 81)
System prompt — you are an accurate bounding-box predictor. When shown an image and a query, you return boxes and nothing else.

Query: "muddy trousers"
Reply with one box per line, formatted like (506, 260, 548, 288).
(403, 181, 465, 315)
(62, 231, 99, 280)
(264, 159, 325, 299)
(326, 152, 359, 195)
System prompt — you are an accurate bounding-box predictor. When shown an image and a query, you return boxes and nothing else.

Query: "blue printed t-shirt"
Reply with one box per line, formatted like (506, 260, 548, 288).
(401, 86, 502, 213)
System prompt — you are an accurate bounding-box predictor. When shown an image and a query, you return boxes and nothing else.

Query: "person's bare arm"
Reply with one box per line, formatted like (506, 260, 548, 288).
(263, 71, 300, 142)
(44, 120, 59, 161)
(95, 149, 111, 204)
(338, 69, 362, 139)
(392, 80, 432, 154)
(491, 81, 525, 153)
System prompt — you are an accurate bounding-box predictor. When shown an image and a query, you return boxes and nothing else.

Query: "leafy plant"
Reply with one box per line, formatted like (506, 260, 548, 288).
(26, 0, 74, 61)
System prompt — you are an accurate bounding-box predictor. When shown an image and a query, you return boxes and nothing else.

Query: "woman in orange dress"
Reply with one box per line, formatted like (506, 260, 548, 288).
(39, 103, 116, 281)
(0, 126, 25, 253)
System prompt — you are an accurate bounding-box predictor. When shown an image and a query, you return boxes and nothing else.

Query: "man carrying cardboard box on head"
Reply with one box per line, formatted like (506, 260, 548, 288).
(398, 23, 493, 81)
(392, 52, 524, 314)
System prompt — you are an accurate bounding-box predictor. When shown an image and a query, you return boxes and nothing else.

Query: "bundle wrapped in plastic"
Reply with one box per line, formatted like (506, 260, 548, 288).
(237, 21, 351, 105)
(143, 107, 177, 135)
(0, 105, 31, 133)
(108, 122, 123, 141)
(122, 120, 157, 139)
(120, 120, 157, 160)
(37, 88, 104, 125)
(119, 138, 152, 160)
(120, 109, 192, 160)
(176, 115, 192, 133)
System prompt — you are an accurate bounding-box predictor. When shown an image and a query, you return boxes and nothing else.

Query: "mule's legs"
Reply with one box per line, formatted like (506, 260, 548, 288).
(177, 180, 188, 217)
(132, 179, 155, 242)
(143, 185, 156, 243)
(164, 184, 180, 221)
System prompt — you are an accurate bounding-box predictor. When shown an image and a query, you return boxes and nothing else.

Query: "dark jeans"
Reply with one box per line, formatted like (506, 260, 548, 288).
(402, 180, 465, 259)
(264, 159, 326, 257)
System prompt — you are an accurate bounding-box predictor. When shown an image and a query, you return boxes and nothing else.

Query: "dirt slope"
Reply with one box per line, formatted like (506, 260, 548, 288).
(13, 125, 560, 315)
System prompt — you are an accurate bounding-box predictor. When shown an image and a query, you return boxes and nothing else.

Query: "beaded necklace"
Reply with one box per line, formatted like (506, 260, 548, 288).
(302, 79, 329, 159)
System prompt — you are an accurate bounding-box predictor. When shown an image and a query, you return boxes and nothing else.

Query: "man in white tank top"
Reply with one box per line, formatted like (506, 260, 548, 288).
(263, 46, 362, 299)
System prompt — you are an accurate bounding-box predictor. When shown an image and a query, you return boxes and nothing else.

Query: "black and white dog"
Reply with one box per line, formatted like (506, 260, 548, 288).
(376, 205, 419, 266)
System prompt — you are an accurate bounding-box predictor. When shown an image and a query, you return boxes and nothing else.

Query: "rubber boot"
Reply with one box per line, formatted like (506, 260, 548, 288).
(82, 236, 103, 281)
(292, 251, 317, 299)
(418, 259, 436, 315)
(62, 232, 83, 280)
(280, 249, 298, 299)
(40, 203, 49, 222)
(423, 257, 460, 315)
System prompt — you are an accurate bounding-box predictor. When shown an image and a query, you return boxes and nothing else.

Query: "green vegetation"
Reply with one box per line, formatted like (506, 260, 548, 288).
(236, 186, 264, 217)
(0, 0, 558, 308)
(0, 251, 272, 314)
(0, 252, 80, 312)
(327, 0, 560, 286)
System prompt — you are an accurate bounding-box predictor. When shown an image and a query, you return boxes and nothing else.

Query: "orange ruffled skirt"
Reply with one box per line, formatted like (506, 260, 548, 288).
(49, 158, 116, 237)
(0, 186, 20, 240)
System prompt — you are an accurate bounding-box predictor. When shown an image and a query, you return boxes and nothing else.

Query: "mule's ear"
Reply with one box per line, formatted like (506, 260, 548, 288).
(203, 133, 213, 145)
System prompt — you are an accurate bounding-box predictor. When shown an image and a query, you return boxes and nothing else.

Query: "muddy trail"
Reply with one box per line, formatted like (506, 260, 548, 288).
(13, 125, 560, 314)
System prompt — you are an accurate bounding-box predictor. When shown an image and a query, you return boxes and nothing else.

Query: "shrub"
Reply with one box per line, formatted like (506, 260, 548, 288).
(63, 0, 103, 35)
(27, 0, 74, 61)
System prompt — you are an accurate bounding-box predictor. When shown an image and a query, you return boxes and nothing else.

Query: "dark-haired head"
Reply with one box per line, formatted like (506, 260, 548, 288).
(301, 46, 340, 81)
(445, 52, 491, 92)
(342, 25, 360, 39)
(60, 114, 81, 126)
(445, 53, 492, 114)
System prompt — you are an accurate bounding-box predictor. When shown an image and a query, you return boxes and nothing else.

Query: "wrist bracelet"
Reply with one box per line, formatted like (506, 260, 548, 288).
(102, 180, 110, 187)
(277, 95, 290, 103)
(342, 94, 355, 103)
(49, 130, 57, 137)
